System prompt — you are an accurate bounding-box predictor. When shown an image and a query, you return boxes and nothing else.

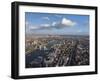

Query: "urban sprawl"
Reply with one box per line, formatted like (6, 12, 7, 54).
(25, 35, 89, 68)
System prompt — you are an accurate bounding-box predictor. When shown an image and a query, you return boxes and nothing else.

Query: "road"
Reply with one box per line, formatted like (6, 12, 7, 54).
(67, 40, 79, 65)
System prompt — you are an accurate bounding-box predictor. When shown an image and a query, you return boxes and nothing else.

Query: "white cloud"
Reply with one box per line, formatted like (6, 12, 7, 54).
(26, 18, 77, 32)
(40, 24, 50, 27)
(52, 22, 57, 26)
(77, 30, 82, 33)
(42, 17, 50, 20)
(61, 18, 76, 27)
(29, 24, 51, 31)
(55, 15, 62, 18)
(29, 26, 39, 30)
(25, 21, 40, 30)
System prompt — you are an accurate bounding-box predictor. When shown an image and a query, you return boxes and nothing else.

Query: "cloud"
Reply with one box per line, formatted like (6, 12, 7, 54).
(52, 22, 58, 26)
(40, 24, 50, 27)
(55, 15, 62, 18)
(77, 30, 82, 33)
(61, 18, 76, 27)
(25, 21, 40, 30)
(51, 18, 76, 29)
(42, 17, 50, 20)
(29, 24, 51, 31)
(27, 18, 77, 31)
(29, 26, 40, 30)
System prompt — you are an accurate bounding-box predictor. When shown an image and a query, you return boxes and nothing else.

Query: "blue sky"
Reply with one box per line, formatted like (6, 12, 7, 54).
(25, 12, 89, 35)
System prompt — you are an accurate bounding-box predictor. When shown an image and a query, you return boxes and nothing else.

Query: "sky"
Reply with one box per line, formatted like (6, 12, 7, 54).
(25, 12, 89, 35)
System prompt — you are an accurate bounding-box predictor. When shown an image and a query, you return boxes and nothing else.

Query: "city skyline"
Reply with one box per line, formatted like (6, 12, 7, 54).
(25, 12, 89, 35)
